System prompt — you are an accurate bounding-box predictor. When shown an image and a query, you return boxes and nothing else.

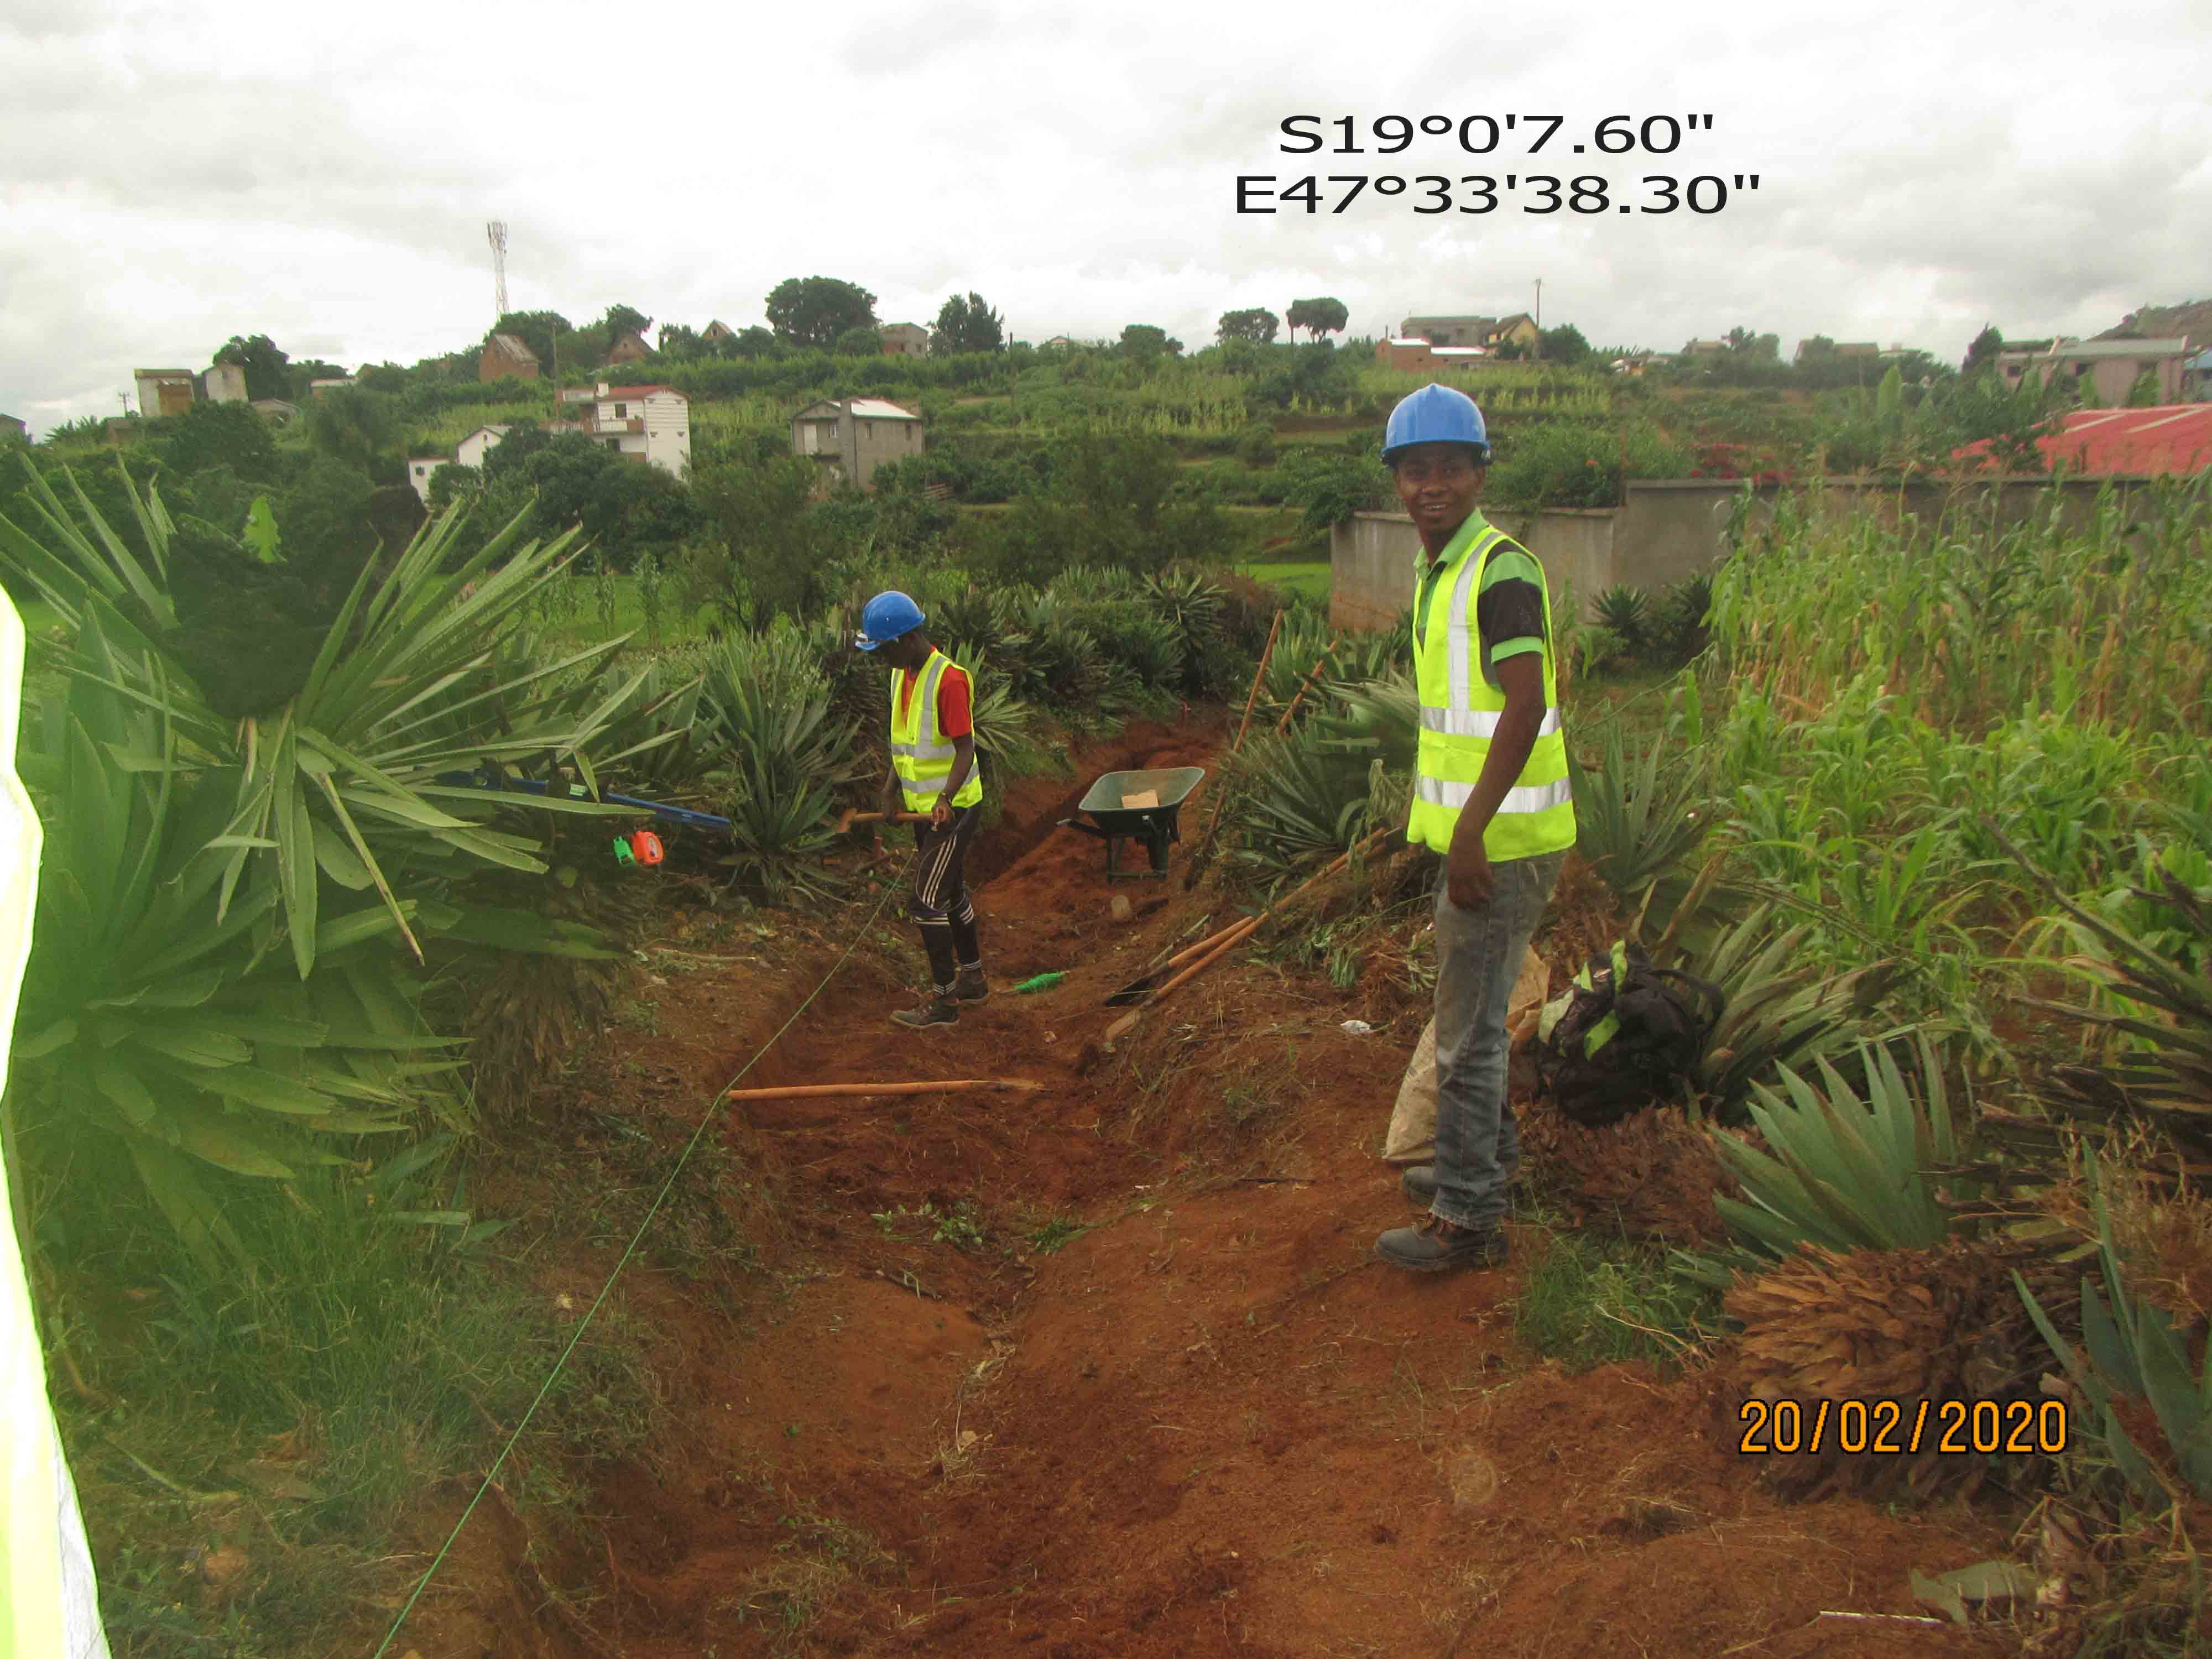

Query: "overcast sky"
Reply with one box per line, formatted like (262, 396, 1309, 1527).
(5, 0, 2209, 436)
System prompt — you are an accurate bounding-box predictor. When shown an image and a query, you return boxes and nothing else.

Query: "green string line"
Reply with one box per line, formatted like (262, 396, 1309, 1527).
(371, 855, 913, 1658)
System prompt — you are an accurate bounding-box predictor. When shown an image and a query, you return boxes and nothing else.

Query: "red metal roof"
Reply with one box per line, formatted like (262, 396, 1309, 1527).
(1955, 405, 2212, 474)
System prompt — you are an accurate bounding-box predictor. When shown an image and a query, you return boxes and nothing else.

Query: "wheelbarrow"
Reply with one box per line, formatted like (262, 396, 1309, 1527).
(1057, 766, 1206, 882)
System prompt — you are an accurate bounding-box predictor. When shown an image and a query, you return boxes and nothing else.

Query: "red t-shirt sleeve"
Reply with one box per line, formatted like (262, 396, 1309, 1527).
(937, 665, 973, 738)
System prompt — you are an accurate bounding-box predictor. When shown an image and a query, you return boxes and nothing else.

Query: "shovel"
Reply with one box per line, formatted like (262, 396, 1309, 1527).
(831, 806, 932, 834)
(1104, 825, 1399, 1006)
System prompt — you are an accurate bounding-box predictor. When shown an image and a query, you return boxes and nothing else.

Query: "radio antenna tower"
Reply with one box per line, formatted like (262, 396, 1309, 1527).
(487, 221, 509, 318)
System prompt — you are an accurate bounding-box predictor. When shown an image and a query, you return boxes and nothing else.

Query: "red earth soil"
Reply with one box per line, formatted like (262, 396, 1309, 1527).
(397, 717, 2034, 1659)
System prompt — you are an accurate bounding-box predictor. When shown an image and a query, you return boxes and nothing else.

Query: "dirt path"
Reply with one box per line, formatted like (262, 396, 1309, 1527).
(453, 718, 2028, 1659)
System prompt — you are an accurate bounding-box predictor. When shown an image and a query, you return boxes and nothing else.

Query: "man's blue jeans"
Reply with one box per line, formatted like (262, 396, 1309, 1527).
(1428, 850, 1564, 1233)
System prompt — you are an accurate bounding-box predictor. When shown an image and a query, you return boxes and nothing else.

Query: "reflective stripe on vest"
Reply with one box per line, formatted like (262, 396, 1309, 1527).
(890, 650, 983, 811)
(1406, 516, 1575, 861)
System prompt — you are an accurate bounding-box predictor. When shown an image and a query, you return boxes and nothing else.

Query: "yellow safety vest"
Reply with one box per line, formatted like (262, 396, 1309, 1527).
(890, 650, 983, 813)
(1406, 514, 1574, 860)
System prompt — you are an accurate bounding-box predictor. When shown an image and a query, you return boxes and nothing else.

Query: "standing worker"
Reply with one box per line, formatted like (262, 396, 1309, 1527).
(1373, 385, 1574, 1273)
(855, 592, 991, 1029)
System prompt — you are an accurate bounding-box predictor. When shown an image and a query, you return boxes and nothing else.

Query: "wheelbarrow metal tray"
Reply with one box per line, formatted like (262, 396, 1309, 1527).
(1060, 767, 1207, 881)
(1072, 768, 1206, 833)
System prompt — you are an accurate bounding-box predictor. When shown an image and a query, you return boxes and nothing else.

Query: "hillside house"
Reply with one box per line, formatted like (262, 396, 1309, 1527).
(307, 378, 354, 397)
(0, 415, 25, 442)
(133, 369, 196, 419)
(203, 363, 248, 403)
(1997, 337, 2194, 405)
(251, 399, 299, 425)
(569, 383, 692, 475)
(1400, 315, 1495, 348)
(456, 425, 514, 471)
(406, 457, 448, 504)
(1040, 336, 1080, 350)
(790, 397, 922, 491)
(606, 330, 653, 366)
(881, 323, 930, 357)
(1376, 337, 1488, 373)
(701, 320, 735, 343)
(1486, 314, 1539, 352)
(479, 332, 541, 383)
(1682, 340, 1729, 358)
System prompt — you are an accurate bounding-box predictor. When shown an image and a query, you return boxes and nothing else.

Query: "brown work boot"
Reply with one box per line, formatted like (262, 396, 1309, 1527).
(890, 990, 958, 1029)
(952, 966, 990, 1004)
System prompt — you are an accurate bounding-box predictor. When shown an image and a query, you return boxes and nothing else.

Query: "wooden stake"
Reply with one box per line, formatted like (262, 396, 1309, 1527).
(722, 1078, 1046, 1102)
(1274, 638, 1340, 735)
(1182, 611, 1285, 891)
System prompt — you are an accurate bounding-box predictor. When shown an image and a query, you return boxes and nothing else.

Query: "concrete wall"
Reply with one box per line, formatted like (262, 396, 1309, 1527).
(204, 363, 248, 404)
(1331, 476, 2164, 634)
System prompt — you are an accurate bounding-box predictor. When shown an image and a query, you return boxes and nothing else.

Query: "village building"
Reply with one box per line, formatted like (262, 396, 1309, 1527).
(1996, 337, 2195, 405)
(132, 369, 196, 419)
(790, 397, 923, 491)
(880, 323, 931, 358)
(479, 332, 541, 383)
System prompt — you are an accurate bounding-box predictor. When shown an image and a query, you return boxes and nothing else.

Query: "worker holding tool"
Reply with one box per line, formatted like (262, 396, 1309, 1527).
(1372, 385, 1573, 1275)
(855, 591, 990, 1029)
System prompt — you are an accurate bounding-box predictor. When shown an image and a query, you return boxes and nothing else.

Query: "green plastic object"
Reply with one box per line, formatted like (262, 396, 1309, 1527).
(1012, 972, 1065, 994)
(611, 836, 634, 865)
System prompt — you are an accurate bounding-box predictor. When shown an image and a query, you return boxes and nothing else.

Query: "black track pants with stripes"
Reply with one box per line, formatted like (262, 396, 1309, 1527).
(909, 805, 981, 990)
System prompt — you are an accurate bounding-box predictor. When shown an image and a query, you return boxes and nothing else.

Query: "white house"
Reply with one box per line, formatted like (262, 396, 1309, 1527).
(405, 457, 448, 505)
(456, 424, 514, 471)
(576, 382, 691, 476)
(203, 363, 248, 404)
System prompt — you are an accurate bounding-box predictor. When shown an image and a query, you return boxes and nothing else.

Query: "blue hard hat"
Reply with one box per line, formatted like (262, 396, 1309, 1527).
(855, 590, 925, 651)
(1381, 383, 1490, 464)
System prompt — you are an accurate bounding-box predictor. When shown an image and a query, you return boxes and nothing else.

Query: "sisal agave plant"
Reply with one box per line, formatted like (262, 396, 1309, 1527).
(1568, 717, 1716, 928)
(2, 460, 639, 1267)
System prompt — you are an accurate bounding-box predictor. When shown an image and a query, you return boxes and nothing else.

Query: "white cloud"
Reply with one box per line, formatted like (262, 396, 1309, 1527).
(2, 0, 2209, 435)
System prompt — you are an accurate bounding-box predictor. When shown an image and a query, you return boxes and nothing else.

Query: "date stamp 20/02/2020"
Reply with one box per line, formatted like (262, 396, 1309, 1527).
(1738, 1396, 2070, 1459)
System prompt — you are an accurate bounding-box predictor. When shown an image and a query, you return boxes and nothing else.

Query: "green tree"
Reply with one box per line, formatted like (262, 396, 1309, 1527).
(487, 310, 574, 375)
(1119, 324, 1182, 361)
(1538, 324, 1593, 367)
(1217, 307, 1281, 345)
(305, 387, 401, 478)
(685, 453, 841, 626)
(1796, 334, 1838, 361)
(765, 276, 878, 349)
(1286, 297, 1349, 342)
(1279, 445, 1390, 535)
(834, 324, 885, 356)
(601, 303, 651, 340)
(1724, 326, 1780, 360)
(161, 399, 280, 483)
(1961, 324, 2004, 376)
(212, 333, 292, 401)
(2125, 368, 2163, 407)
(932, 291, 1006, 354)
(2075, 370, 2104, 409)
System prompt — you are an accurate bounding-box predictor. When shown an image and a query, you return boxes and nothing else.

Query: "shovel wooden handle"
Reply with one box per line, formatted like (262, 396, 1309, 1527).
(1106, 917, 1261, 1042)
(723, 1078, 1045, 1102)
